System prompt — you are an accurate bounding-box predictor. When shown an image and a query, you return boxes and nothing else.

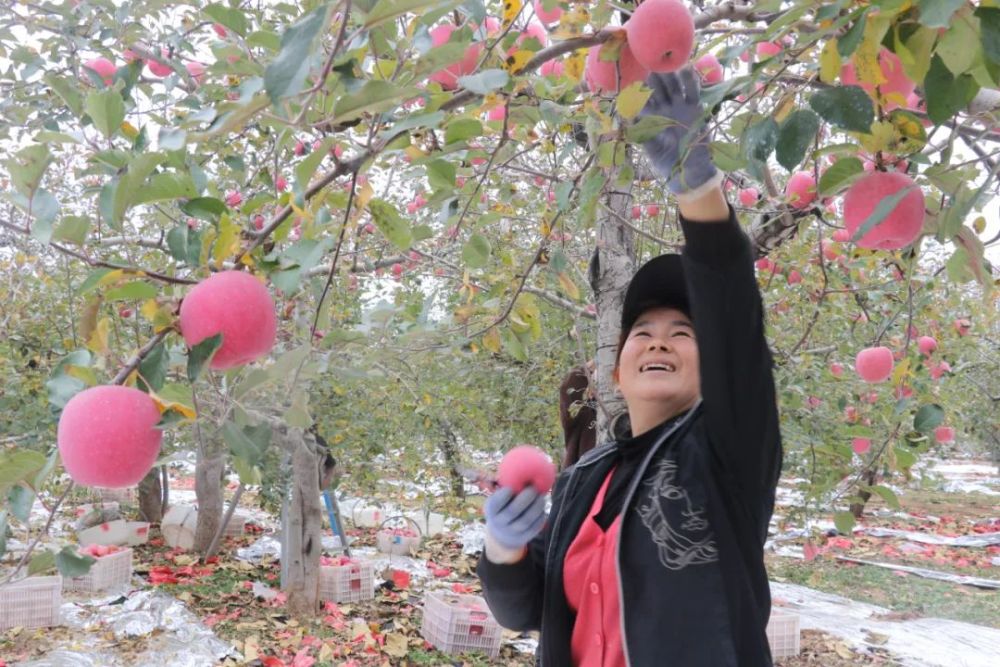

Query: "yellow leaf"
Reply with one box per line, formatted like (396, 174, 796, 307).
(973, 216, 986, 234)
(149, 391, 197, 421)
(564, 49, 585, 82)
(121, 121, 139, 139)
(891, 357, 911, 387)
(318, 643, 333, 662)
(557, 271, 580, 300)
(505, 50, 533, 74)
(97, 268, 128, 287)
(852, 18, 891, 91)
(820, 39, 841, 84)
(383, 632, 408, 658)
(86, 317, 110, 355)
(617, 81, 651, 119)
(353, 178, 375, 212)
(502, 0, 522, 28)
(422, 393, 432, 405)
(482, 327, 501, 353)
(773, 93, 797, 123)
(79, 297, 101, 344)
(212, 214, 241, 263)
(857, 120, 895, 155)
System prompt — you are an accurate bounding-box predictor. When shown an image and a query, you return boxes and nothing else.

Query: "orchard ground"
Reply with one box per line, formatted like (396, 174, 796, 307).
(2, 456, 998, 666)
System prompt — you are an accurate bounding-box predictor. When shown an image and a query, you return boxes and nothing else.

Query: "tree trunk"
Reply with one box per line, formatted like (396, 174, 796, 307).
(193, 444, 226, 555)
(282, 432, 324, 616)
(137, 466, 164, 523)
(849, 468, 878, 519)
(590, 166, 637, 439)
(439, 420, 465, 499)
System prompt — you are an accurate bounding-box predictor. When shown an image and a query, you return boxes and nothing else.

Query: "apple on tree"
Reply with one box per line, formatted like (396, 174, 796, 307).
(917, 336, 937, 357)
(584, 40, 648, 94)
(785, 171, 817, 209)
(58, 385, 163, 488)
(533, 0, 562, 25)
(84, 57, 116, 85)
(179, 270, 278, 370)
(843, 171, 925, 250)
(855, 346, 894, 383)
(841, 47, 914, 111)
(624, 0, 694, 73)
(428, 23, 482, 90)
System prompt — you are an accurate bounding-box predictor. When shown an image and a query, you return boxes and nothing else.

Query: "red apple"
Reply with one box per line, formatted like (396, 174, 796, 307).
(179, 271, 277, 369)
(855, 346, 894, 383)
(738, 187, 759, 207)
(540, 59, 564, 77)
(646, 204, 659, 217)
(953, 318, 971, 336)
(841, 47, 914, 111)
(225, 191, 242, 208)
(843, 171, 924, 250)
(756, 41, 783, 58)
(851, 438, 871, 455)
(934, 426, 955, 444)
(785, 171, 817, 209)
(58, 385, 163, 488)
(497, 445, 556, 494)
(84, 57, 116, 85)
(694, 53, 723, 84)
(146, 50, 173, 77)
(786, 270, 802, 285)
(917, 336, 937, 357)
(585, 40, 648, 94)
(533, 0, 562, 25)
(624, 0, 694, 73)
(428, 24, 481, 90)
(830, 362, 844, 377)
(212, 23, 228, 38)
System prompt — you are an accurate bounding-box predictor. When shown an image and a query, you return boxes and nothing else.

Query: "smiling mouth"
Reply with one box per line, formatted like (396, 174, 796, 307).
(640, 362, 676, 373)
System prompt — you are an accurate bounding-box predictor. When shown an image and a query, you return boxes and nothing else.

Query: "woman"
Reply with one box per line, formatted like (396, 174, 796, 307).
(477, 68, 783, 666)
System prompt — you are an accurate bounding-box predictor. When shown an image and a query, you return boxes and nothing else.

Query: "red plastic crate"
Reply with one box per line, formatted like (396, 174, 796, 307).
(319, 559, 374, 603)
(0, 575, 62, 630)
(766, 610, 801, 658)
(65, 548, 133, 593)
(421, 591, 501, 658)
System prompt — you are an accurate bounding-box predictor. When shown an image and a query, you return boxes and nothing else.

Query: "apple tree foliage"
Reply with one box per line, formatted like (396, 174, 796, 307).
(1, 0, 998, 566)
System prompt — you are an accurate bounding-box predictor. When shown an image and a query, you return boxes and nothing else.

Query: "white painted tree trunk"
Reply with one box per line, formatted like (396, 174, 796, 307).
(193, 444, 225, 556)
(277, 426, 324, 616)
(590, 168, 637, 440)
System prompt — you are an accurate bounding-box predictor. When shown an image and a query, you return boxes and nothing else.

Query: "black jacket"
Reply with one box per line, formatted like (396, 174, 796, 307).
(477, 209, 782, 666)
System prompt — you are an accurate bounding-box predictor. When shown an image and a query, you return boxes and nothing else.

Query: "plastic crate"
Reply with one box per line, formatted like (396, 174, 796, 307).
(421, 591, 501, 659)
(0, 575, 62, 630)
(376, 529, 421, 556)
(65, 548, 133, 593)
(319, 559, 375, 603)
(223, 510, 249, 538)
(766, 610, 801, 658)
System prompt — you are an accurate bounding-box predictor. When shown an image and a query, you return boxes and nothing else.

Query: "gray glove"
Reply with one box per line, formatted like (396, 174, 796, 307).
(484, 486, 546, 556)
(639, 68, 719, 196)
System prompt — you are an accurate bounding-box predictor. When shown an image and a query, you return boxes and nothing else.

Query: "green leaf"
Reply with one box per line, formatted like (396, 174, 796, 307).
(137, 343, 168, 393)
(379, 111, 445, 141)
(809, 86, 874, 133)
(181, 197, 227, 222)
(223, 420, 272, 466)
(625, 115, 675, 143)
(5, 144, 51, 197)
(264, 3, 331, 103)
(838, 13, 867, 58)
(709, 142, 747, 172)
(294, 138, 332, 192)
(333, 80, 415, 124)
(456, 69, 509, 94)
(913, 403, 945, 432)
(868, 485, 901, 510)
(369, 199, 413, 250)
(204, 3, 248, 36)
(15, 189, 60, 244)
(28, 550, 56, 576)
(135, 172, 198, 205)
(776, 110, 820, 171)
(365, 0, 460, 28)
(0, 450, 47, 493)
(918, 0, 964, 29)
(848, 184, 919, 244)
(284, 390, 312, 428)
(978, 7, 1000, 65)
(894, 445, 917, 470)
(937, 13, 980, 75)
(104, 280, 158, 301)
(45, 73, 84, 117)
(7, 485, 35, 523)
(833, 511, 856, 535)
(187, 333, 223, 382)
(818, 157, 865, 196)
(53, 215, 91, 245)
(166, 225, 205, 266)
(462, 233, 491, 269)
(445, 118, 483, 145)
(742, 118, 778, 164)
(924, 55, 980, 125)
(158, 127, 187, 151)
(85, 88, 125, 139)
(426, 159, 456, 191)
(56, 546, 95, 578)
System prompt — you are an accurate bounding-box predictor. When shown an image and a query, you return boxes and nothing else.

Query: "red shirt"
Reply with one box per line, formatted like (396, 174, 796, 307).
(563, 470, 625, 667)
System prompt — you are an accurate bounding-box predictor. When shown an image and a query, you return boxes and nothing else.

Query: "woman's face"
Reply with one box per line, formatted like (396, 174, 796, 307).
(616, 306, 700, 417)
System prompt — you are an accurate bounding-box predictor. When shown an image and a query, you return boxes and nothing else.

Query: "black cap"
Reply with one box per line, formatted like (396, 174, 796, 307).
(620, 254, 690, 334)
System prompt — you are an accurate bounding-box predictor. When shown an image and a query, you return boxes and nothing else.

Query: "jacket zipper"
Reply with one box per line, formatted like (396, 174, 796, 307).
(615, 400, 702, 667)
